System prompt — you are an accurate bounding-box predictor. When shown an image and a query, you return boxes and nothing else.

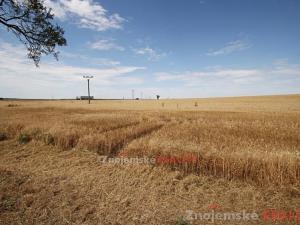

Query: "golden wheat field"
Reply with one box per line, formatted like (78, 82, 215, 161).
(0, 95, 300, 225)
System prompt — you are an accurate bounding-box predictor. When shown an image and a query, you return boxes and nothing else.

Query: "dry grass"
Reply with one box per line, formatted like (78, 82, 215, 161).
(124, 111, 300, 185)
(0, 95, 300, 224)
(1, 95, 299, 186)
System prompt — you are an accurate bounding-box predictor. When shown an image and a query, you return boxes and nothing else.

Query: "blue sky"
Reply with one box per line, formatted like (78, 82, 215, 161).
(1, 0, 300, 98)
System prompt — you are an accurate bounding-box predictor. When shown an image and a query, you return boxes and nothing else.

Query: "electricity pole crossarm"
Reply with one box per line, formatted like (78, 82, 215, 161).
(83, 75, 94, 104)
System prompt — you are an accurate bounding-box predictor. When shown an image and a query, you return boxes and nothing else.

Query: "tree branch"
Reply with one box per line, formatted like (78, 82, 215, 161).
(0, 0, 66, 66)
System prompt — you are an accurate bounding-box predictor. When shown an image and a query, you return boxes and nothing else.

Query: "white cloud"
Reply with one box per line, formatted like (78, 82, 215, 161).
(88, 39, 124, 51)
(155, 72, 186, 81)
(133, 47, 166, 61)
(92, 58, 120, 66)
(0, 42, 145, 98)
(155, 69, 262, 82)
(271, 59, 300, 76)
(44, 0, 67, 18)
(155, 61, 300, 86)
(152, 64, 300, 97)
(207, 40, 250, 56)
(44, 0, 125, 31)
(60, 51, 120, 66)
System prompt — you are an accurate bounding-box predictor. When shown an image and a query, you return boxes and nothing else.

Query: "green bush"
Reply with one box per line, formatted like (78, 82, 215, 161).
(18, 133, 31, 144)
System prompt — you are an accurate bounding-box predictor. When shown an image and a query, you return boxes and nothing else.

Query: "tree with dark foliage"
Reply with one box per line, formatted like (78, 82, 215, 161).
(0, 0, 66, 66)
